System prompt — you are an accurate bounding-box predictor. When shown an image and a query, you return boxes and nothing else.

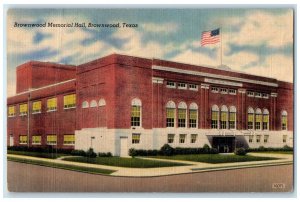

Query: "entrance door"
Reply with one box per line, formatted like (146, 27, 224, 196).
(120, 137, 129, 157)
(212, 137, 235, 153)
(9, 135, 14, 146)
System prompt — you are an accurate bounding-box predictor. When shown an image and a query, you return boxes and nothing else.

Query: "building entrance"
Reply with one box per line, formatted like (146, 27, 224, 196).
(212, 137, 235, 153)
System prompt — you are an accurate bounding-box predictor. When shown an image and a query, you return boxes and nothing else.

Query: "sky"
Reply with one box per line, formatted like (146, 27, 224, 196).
(6, 8, 294, 97)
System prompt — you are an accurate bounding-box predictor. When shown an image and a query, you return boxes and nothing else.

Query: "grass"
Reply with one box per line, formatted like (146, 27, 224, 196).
(7, 150, 69, 159)
(149, 154, 279, 164)
(63, 156, 190, 168)
(7, 156, 115, 175)
(251, 151, 293, 155)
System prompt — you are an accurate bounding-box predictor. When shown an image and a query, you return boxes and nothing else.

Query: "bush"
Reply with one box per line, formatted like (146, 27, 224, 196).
(210, 147, 219, 154)
(71, 149, 86, 156)
(98, 152, 112, 157)
(86, 148, 97, 158)
(235, 148, 247, 156)
(282, 145, 293, 151)
(160, 144, 174, 156)
(129, 148, 138, 157)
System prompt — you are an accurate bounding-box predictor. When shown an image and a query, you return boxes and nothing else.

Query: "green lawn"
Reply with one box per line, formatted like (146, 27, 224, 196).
(7, 156, 115, 175)
(63, 156, 190, 168)
(7, 150, 69, 159)
(251, 151, 293, 155)
(150, 154, 279, 164)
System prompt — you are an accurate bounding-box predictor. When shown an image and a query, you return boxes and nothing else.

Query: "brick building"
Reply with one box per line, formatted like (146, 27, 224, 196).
(7, 54, 293, 156)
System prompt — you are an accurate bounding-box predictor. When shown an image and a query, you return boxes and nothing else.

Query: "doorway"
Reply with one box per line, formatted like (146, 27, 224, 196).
(120, 137, 129, 157)
(9, 134, 14, 146)
(212, 137, 235, 153)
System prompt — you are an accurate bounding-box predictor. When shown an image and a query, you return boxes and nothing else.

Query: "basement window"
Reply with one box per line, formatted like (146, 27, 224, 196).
(178, 83, 187, 90)
(166, 81, 176, 88)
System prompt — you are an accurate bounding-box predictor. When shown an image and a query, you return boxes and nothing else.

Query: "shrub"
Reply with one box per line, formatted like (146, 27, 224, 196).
(160, 144, 174, 156)
(71, 149, 86, 156)
(98, 152, 112, 157)
(235, 148, 247, 156)
(86, 148, 97, 158)
(129, 148, 138, 157)
(282, 145, 293, 151)
(210, 147, 219, 154)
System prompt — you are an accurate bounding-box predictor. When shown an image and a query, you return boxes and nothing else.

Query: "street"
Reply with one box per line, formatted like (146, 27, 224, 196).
(7, 161, 293, 192)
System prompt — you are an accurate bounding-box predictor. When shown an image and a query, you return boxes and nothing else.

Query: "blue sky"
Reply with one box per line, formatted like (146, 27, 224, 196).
(7, 8, 293, 96)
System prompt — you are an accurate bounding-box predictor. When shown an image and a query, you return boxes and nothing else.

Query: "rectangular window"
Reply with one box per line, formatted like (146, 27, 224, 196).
(178, 109, 186, 127)
(32, 101, 42, 114)
(178, 83, 187, 89)
(220, 112, 228, 129)
(255, 92, 262, 98)
(131, 106, 141, 127)
(263, 115, 269, 130)
(256, 135, 261, 143)
(166, 108, 175, 127)
(166, 81, 176, 88)
(19, 103, 28, 116)
(191, 134, 197, 143)
(47, 135, 57, 145)
(211, 111, 218, 129)
(220, 88, 228, 94)
(8, 106, 16, 117)
(64, 94, 76, 109)
(229, 89, 236, 95)
(47, 97, 57, 111)
(229, 112, 236, 129)
(282, 115, 287, 130)
(255, 114, 262, 130)
(32, 135, 41, 145)
(189, 84, 198, 91)
(19, 135, 28, 144)
(211, 87, 219, 93)
(179, 134, 186, 143)
(64, 135, 75, 145)
(262, 93, 269, 99)
(249, 135, 254, 143)
(248, 113, 254, 129)
(132, 133, 140, 144)
(283, 135, 287, 143)
(167, 134, 175, 144)
(189, 109, 197, 128)
(247, 91, 254, 97)
(264, 135, 269, 143)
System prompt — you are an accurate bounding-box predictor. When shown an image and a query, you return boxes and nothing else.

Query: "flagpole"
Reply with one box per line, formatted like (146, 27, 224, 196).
(220, 27, 222, 66)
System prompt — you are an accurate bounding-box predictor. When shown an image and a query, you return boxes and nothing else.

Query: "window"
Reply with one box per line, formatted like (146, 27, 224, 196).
(47, 97, 57, 111)
(283, 135, 287, 143)
(178, 83, 187, 89)
(168, 134, 175, 144)
(248, 107, 254, 129)
(255, 92, 262, 98)
(99, 98, 106, 107)
(189, 84, 198, 91)
(132, 133, 140, 144)
(256, 135, 261, 143)
(166, 81, 176, 88)
(249, 135, 254, 143)
(229, 89, 236, 95)
(255, 108, 262, 130)
(220, 88, 228, 94)
(263, 109, 269, 130)
(179, 134, 186, 143)
(262, 93, 269, 99)
(281, 111, 288, 130)
(166, 101, 176, 127)
(264, 135, 269, 143)
(189, 109, 197, 128)
(191, 134, 197, 143)
(90, 100, 97, 108)
(19, 135, 27, 144)
(211, 105, 219, 129)
(229, 106, 236, 129)
(220, 105, 228, 129)
(19, 103, 28, 116)
(211, 87, 219, 93)
(64, 94, 76, 109)
(178, 102, 187, 127)
(47, 135, 57, 145)
(32, 101, 42, 114)
(64, 135, 75, 145)
(131, 98, 142, 127)
(247, 91, 254, 97)
(32, 135, 41, 145)
(8, 106, 16, 117)
(82, 101, 89, 108)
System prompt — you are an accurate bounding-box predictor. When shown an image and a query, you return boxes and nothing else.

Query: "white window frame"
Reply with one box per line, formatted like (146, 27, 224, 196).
(220, 88, 228, 94)
(229, 89, 236, 95)
(188, 84, 198, 91)
(247, 91, 254, 97)
(166, 81, 176, 89)
(211, 87, 219, 93)
(255, 92, 262, 98)
(178, 83, 187, 90)
(262, 93, 269, 99)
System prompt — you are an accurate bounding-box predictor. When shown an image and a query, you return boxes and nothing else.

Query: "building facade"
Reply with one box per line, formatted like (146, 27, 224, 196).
(7, 54, 294, 156)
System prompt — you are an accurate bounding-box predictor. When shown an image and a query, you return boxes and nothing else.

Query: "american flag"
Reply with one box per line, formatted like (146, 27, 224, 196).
(201, 28, 220, 46)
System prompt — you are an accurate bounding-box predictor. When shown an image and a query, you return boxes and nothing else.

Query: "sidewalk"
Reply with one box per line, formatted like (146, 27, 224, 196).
(7, 153, 293, 177)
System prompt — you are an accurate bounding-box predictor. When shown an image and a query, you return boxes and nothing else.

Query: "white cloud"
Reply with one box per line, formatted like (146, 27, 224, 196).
(141, 22, 178, 34)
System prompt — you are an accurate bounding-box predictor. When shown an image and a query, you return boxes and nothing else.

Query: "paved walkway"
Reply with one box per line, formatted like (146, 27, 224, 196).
(7, 152, 293, 177)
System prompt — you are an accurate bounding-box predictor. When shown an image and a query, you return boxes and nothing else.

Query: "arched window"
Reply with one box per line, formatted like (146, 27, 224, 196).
(220, 105, 228, 129)
(166, 101, 176, 127)
(90, 100, 97, 108)
(99, 98, 106, 107)
(82, 101, 89, 108)
(255, 108, 262, 130)
(131, 98, 142, 127)
(178, 102, 187, 128)
(189, 103, 198, 128)
(211, 105, 219, 129)
(281, 110, 288, 130)
(229, 106, 236, 129)
(248, 107, 254, 129)
(262, 109, 269, 130)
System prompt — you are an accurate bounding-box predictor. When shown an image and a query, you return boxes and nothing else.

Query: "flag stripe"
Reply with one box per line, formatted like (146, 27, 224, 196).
(201, 28, 220, 46)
